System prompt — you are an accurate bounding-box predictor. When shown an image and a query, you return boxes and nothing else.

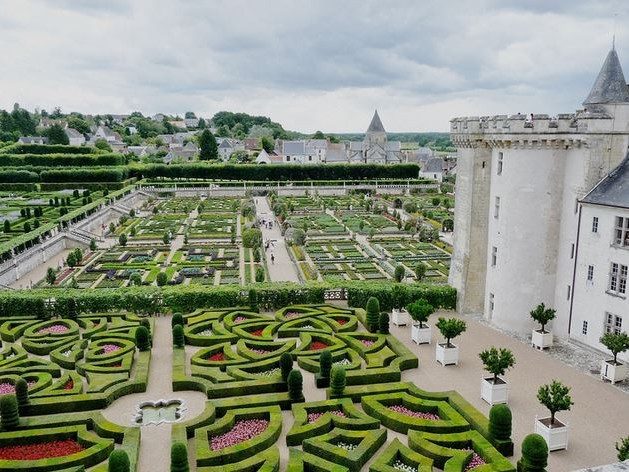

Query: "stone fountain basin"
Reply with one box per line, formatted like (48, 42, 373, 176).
(133, 399, 186, 426)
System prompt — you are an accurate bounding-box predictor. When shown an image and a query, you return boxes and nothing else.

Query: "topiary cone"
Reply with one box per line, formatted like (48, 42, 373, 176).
(15, 378, 29, 409)
(172, 313, 184, 327)
(170, 441, 189, 472)
(172, 324, 185, 348)
(489, 404, 512, 441)
(319, 350, 332, 378)
(287, 369, 304, 401)
(108, 449, 130, 472)
(0, 394, 19, 430)
(280, 352, 293, 381)
(135, 326, 151, 351)
(366, 297, 380, 333)
(330, 366, 346, 396)
(379, 312, 390, 334)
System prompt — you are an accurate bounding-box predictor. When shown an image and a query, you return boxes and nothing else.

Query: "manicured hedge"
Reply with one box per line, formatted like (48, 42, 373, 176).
(0, 144, 95, 155)
(196, 446, 279, 471)
(131, 163, 420, 181)
(368, 438, 433, 472)
(0, 169, 39, 182)
(40, 167, 129, 182)
(0, 283, 456, 318)
(0, 153, 124, 167)
(287, 448, 350, 472)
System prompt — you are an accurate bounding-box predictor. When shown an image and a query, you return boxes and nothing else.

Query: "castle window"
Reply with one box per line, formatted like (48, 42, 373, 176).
(592, 216, 598, 233)
(567, 285, 571, 300)
(491, 246, 497, 267)
(582, 320, 588, 335)
(494, 196, 500, 219)
(497, 152, 503, 175)
(608, 262, 627, 295)
(571, 243, 575, 259)
(489, 293, 494, 312)
(605, 312, 623, 334)
(587, 265, 594, 282)
(614, 216, 629, 246)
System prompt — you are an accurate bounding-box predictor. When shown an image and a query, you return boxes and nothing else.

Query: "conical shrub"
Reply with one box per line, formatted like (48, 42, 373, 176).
(135, 326, 151, 351)
(319, 350, 332, 378)
(366, 297, 380, 332)
(287, 369, 304, 401)
(173, 324, 185, 348)
(170, 441, 189, 472)
(172, 313, 184, 327)
(108, 449, 130, 472)
(0, 394, 19, 430)
(15, 378, 29, 409)
(330, 366, 346, 396)
(519, 433, 548, 472)
(280, 352, 293, 381)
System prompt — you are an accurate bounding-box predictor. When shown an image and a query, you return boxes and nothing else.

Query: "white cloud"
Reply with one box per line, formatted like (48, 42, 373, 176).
(1, 0, 628, 131)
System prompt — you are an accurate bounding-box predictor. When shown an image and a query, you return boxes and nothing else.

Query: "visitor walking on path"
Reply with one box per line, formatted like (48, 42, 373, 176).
(271, 253, 275, 264)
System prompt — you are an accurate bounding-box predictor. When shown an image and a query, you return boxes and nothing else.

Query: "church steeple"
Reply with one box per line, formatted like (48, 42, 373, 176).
(366, 110, 386, 133)
(583, 48, 629, 106)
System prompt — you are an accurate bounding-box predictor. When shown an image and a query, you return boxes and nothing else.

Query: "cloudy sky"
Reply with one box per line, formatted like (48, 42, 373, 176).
(2, 0, 628, 132)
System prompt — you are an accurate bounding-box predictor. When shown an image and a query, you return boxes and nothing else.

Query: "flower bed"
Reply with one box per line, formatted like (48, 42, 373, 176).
(309, 341, 329, 351)
(63, 380, 74, 390)
(198, 329, 213, 336)
(388, 405, 440, 421)
(284, 312, 299, 319)
(333, 358, 351, 367)
(250, 329, 264, 337)
(307, 410, 345, 423)
(256, 368, 280, 377)
(208, 352, 224, 362)
(361, 339, 375, 348)
(334, 441, 357, 451)
(335, 319, 348, 325)
(101, 344, 121, 354)
(462, 449, 486, 470)
(210, 419, 269, 451)
(392, 459, 416, 472)
(36, 324, 69, 335)
(0, 439, 84, 460)
(0, 380, 35, 395)
(250, 348, 272, 356)
(234, 316, 247, 324)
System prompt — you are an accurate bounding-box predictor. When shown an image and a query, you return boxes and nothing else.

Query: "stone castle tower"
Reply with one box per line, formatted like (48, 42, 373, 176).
(449, 47, 629, 335)
(364, 110, 387, 148)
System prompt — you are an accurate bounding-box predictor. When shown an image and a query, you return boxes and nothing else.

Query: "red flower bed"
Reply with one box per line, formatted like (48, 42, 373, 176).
(0, 439, 84, 460)
(63, 380, 74, 390)
(335, 319, 348, 325)
(309, 341, 329, 351)
(208, 352, 224, 361)
(250, 329, 264, 337)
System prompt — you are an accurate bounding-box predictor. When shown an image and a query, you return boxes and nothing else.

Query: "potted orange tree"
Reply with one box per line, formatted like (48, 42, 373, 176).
(391, 285, 409, 327)
(599, 331, 629, 384)
(534, 380, 573, 451)
(530, 303, 556, 350)
(479, 347, 516, 405)
(408, 299, 434, 345)
(435, 317, 466, 366)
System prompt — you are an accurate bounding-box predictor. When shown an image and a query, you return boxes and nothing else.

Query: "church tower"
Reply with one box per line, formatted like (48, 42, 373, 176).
(364, 110, 387, 149)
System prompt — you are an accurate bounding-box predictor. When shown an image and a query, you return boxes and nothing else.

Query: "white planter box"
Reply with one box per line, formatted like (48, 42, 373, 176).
(600, 360, 628, 384)
(531, 329, 553, 350)
(436, 343, 459, 366)
(411, 324, 431, 344)
(391, 309, 408, 327)
(480, 377, 508, 405)
(534, 417, 569, 451)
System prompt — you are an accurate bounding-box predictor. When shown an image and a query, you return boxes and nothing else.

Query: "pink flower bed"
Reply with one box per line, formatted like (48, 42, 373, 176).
(210, 419, 268, 451)
(234, 316, 247, 323)
(36, 324, 69, 335)
(463, 449, 486, 470)
(284, 312, 300, 319)
(0, 381, 36, 395)
(101, 344, 121, 354)
(388, 405, 440, 421)
(361, 339, 375, 347)
(307, 410, 345, 423)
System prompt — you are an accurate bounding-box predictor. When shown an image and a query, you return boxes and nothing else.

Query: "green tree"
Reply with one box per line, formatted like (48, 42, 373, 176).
(199, 129, 218, 160)
(163, 232, 171, 244)
(46, 123, 69, 145)
(242, 228, 262, 248)
(135, 326, 151, 351)
(118, 233, 127, 247)
(248, 289, 259, 312)
(172, 324, 184, 348)
(108, 449, 130, 472)
(156, 272, 168, 286)
(379, 312, 390, 334)
(617, 436, 629, 461)
(414, 263, 427, 281)
(599, 331, 629, 364)
(67, 298, 77, 320)
(312, 130, 325, 139)
(90, 239, 97, 251)
(46, 267, 56, 285)
(479, 347, 516, 383)
(518, 434, 548, 472)
(0, 394, 19, 429)
(130, 272, 142, 286)
(23, 222, 31, 233)
(3, 220, 9, 233)
(537, 380, 573, 426)
(66, 251, 78, 267)
(280, 352, 293, 381)
(406, 299, 434, 328)
(319, 350, 332, 379)
(67, 116, 91, 134)
(170, 442, 189, 472)
(330, 366, 346, 396)
(255, 266, 265, 282)
(260, 136, 274, 153)
(171, 313, 184, 327)
(34, 298, 47, 319)
(365, 297, 380, 333)
(489, 404, 512, 441)
(287, 369, 304, 401)
(529, 303, 556, 333)
(94, 138, 112, 151)
(15, 378, 29, 410)
(394, 265, 405, 282)
(435, 317, 466, 348)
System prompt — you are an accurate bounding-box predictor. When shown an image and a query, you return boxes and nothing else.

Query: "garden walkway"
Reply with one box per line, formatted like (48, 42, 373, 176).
(9, 249, 72, 289)
(102, 316, 206, 472)
(254, 197, 299, 282)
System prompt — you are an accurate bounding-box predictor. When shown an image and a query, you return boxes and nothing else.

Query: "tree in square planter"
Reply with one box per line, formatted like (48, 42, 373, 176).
(599, 331, 629, 384)
(530, 303, 556, 350)
(407, 299, 434, 345)
(534, 380, 573, 451)
(435, 317, 466, 366)
(478, 347, 516, 405)
(391, 285, 409, 327)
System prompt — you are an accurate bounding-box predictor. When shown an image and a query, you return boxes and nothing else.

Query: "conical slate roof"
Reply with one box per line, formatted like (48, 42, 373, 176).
(583, 48, 629, 106)
(366, 110, 386, 133)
